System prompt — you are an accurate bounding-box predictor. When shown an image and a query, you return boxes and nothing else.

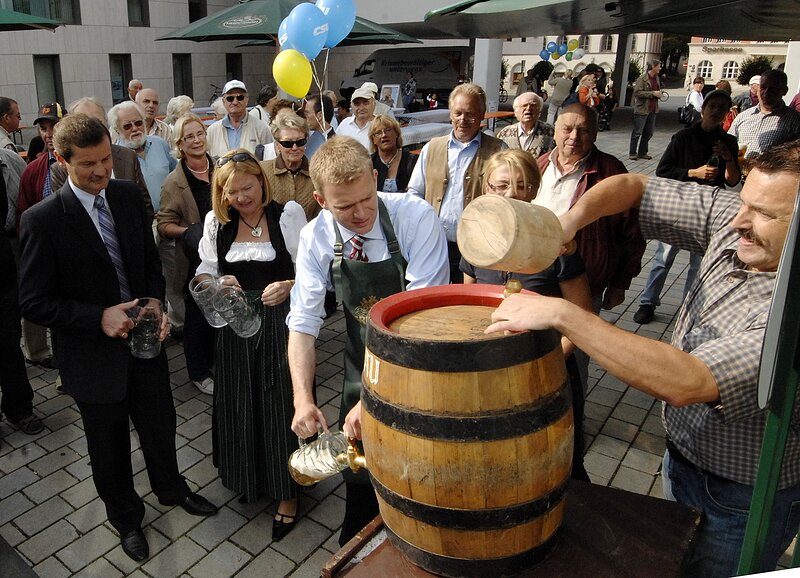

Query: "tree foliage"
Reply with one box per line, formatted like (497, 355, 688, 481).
(737, 55, 774, 86)
(501, 58, 509, 82)
(628, 59, 642, 83)
(660, 35, 690, 73)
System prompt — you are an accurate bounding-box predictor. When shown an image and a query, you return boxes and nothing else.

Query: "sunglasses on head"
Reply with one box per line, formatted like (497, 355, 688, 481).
(216, 152, 257, 167)
(225, 94, 246, 102)
(278, 138, 307, 149)
(122, 119, 144, 131)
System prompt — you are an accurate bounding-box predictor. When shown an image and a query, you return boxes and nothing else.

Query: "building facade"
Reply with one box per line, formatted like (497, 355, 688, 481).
(503, 33, 663, 92)
(684, 37, 788, 92)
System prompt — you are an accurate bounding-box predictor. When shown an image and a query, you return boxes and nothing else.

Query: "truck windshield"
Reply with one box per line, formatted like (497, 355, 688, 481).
(355, 59, 375, 77)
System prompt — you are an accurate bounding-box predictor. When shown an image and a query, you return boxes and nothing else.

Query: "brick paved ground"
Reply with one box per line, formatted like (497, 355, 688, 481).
(1, 98, 793, 576)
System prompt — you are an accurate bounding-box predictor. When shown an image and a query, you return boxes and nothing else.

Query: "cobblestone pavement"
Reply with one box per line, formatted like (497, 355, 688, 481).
(1, 100, 792, 576)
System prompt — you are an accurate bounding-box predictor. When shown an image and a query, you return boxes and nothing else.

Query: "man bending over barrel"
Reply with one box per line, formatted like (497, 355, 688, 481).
(287, 137, 449, 545)
(486, 140, 800, 577)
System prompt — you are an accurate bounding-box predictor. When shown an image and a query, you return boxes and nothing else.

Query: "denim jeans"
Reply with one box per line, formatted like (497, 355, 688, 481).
(546, 102, 560, 126)
(662, 450, 800, 577)
(639, 243, 702, 308)
(630, 111, 657, 156)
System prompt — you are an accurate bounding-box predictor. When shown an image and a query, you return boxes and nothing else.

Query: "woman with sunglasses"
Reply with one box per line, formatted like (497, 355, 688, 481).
(157, 114, 216, 396)
(459, 149, 593, 481)
(369, 115, 417, 192)
(262, 114, 319, 222)
(196, 149, 305, 541)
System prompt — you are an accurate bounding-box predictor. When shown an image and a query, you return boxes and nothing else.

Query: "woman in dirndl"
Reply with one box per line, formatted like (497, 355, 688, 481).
(196, 148, 307, 541)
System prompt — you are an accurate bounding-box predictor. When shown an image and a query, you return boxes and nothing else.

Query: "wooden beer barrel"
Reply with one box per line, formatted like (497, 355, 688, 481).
(361, 284, 573, 577)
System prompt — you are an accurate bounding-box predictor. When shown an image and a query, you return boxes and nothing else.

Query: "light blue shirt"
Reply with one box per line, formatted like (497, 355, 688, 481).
(407, 131, 505, 242)
(305, 128, 334, 160)
(287, 192, 449, 338)
(135, 136, 177, 212)
(222, 114, 244, 151)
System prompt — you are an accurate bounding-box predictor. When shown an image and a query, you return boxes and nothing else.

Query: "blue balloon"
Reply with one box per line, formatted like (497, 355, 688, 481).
(539, 49, 550, 61)
(558, 43, 568, 55)
(285, 3, 328, 60)
(546, 41, 558, 53)
(316, 0, 356, 48)
(278, 17, 294, 50)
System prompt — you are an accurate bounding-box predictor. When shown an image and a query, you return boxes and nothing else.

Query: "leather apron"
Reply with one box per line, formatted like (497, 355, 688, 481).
(331, 199, 407, 484)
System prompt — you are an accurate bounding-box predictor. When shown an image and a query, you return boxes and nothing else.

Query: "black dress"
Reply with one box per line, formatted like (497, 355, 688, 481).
(372, 149, 418, 192)
(212, 201, 297, 502)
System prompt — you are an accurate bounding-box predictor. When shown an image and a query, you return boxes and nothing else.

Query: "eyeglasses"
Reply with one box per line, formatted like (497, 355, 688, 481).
(121, 119, 144, 131)
(372, 127, 395, 137)
(182, 132, 206, 143)
(486, 182, 533, 193)
(277, 138, 307, 149)
(216, 152, 257, 167)
(225, 94, 246, 103)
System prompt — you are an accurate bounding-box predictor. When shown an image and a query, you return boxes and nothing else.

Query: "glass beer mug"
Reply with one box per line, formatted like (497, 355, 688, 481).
(288, 431, 366, 486)
(126, 298, 163, 359)
(188, 274, 227, 328)
(212, 285, 262, 338)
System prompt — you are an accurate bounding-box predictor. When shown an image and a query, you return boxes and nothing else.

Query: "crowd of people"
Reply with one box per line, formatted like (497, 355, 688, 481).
(1, 60, 799, 577)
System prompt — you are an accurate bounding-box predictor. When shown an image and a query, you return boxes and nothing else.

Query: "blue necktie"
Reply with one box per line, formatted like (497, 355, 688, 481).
(93, 195, 132, 301)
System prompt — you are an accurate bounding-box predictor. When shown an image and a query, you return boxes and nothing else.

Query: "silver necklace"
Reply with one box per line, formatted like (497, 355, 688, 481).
(379, 150, 399, 168)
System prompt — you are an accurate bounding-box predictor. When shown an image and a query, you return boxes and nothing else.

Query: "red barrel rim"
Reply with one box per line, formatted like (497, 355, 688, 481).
(368, 284, 533, 333)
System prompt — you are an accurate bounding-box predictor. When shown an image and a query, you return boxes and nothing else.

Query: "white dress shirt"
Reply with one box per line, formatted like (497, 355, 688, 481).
(287, 192, 449, 338)
(407, 131, 506, 242)
(534, 149, 588, 216)
(335, 116, 372, 151)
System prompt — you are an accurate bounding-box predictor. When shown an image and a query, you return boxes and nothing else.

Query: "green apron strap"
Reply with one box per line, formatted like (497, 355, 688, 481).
(378, 198, 406, 286)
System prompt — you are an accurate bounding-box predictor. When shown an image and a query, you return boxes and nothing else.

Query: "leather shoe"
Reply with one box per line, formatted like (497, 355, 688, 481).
(633, 304, 656, 324)
(628, 154, 638, 160)
(272, 512, 297, 542)
(120, 529, 149, 561)
(639, 154, 653, 160)
(161, 493, 218, 516)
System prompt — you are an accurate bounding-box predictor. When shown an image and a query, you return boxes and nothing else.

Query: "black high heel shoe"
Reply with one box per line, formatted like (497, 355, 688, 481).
(272, 512, 297, 541)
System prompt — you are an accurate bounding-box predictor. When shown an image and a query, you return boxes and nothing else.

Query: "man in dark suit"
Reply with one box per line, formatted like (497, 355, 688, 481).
(18, 114, 217, 562)
(50, 97, 153, 219)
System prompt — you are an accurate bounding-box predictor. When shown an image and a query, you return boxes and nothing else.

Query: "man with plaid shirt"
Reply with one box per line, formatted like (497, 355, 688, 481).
(486, 140, 800, 577)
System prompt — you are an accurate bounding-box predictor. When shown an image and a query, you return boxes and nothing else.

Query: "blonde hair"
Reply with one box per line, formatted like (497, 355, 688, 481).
(448, 83, 487, 115)
(482, 149, 541, 202)
(211, 148, 272, 224)
(309, 137, 373, 194)
(171, 113, 205, 159)
(270, 112, 308, 141)
(368, 114, 403, 152)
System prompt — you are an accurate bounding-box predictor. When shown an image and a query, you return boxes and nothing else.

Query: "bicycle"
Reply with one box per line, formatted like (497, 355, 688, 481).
(499, 84, 508, 103)
(208, 83, 222, 106)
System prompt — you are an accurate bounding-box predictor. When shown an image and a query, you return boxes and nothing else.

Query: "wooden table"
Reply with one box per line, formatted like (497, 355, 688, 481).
(484, 110, 515, 131)
(323, 481, 700, 578)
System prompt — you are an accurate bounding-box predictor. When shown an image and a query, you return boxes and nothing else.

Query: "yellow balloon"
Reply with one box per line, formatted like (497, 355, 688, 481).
(273, 49, 312, 98)
(567, 39, 579, 51)
(551, 51, 561, 60)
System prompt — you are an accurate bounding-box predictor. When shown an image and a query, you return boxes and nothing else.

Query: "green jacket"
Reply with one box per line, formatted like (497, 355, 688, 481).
(632, 72, 662, 116)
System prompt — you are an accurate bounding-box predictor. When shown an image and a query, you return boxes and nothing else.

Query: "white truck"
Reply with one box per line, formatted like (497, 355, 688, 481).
(340, 46, 473, 107)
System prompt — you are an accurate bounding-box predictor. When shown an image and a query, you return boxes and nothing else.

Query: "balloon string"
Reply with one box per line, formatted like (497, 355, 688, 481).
(310, 49, 331, 141)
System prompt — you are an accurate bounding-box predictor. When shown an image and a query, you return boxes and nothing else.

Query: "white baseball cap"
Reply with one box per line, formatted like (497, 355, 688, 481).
(351, 87, 375, 102)
(223, 80, 247, 94)
(748, 75, 761, 86)
(361, 82, 379, 94)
